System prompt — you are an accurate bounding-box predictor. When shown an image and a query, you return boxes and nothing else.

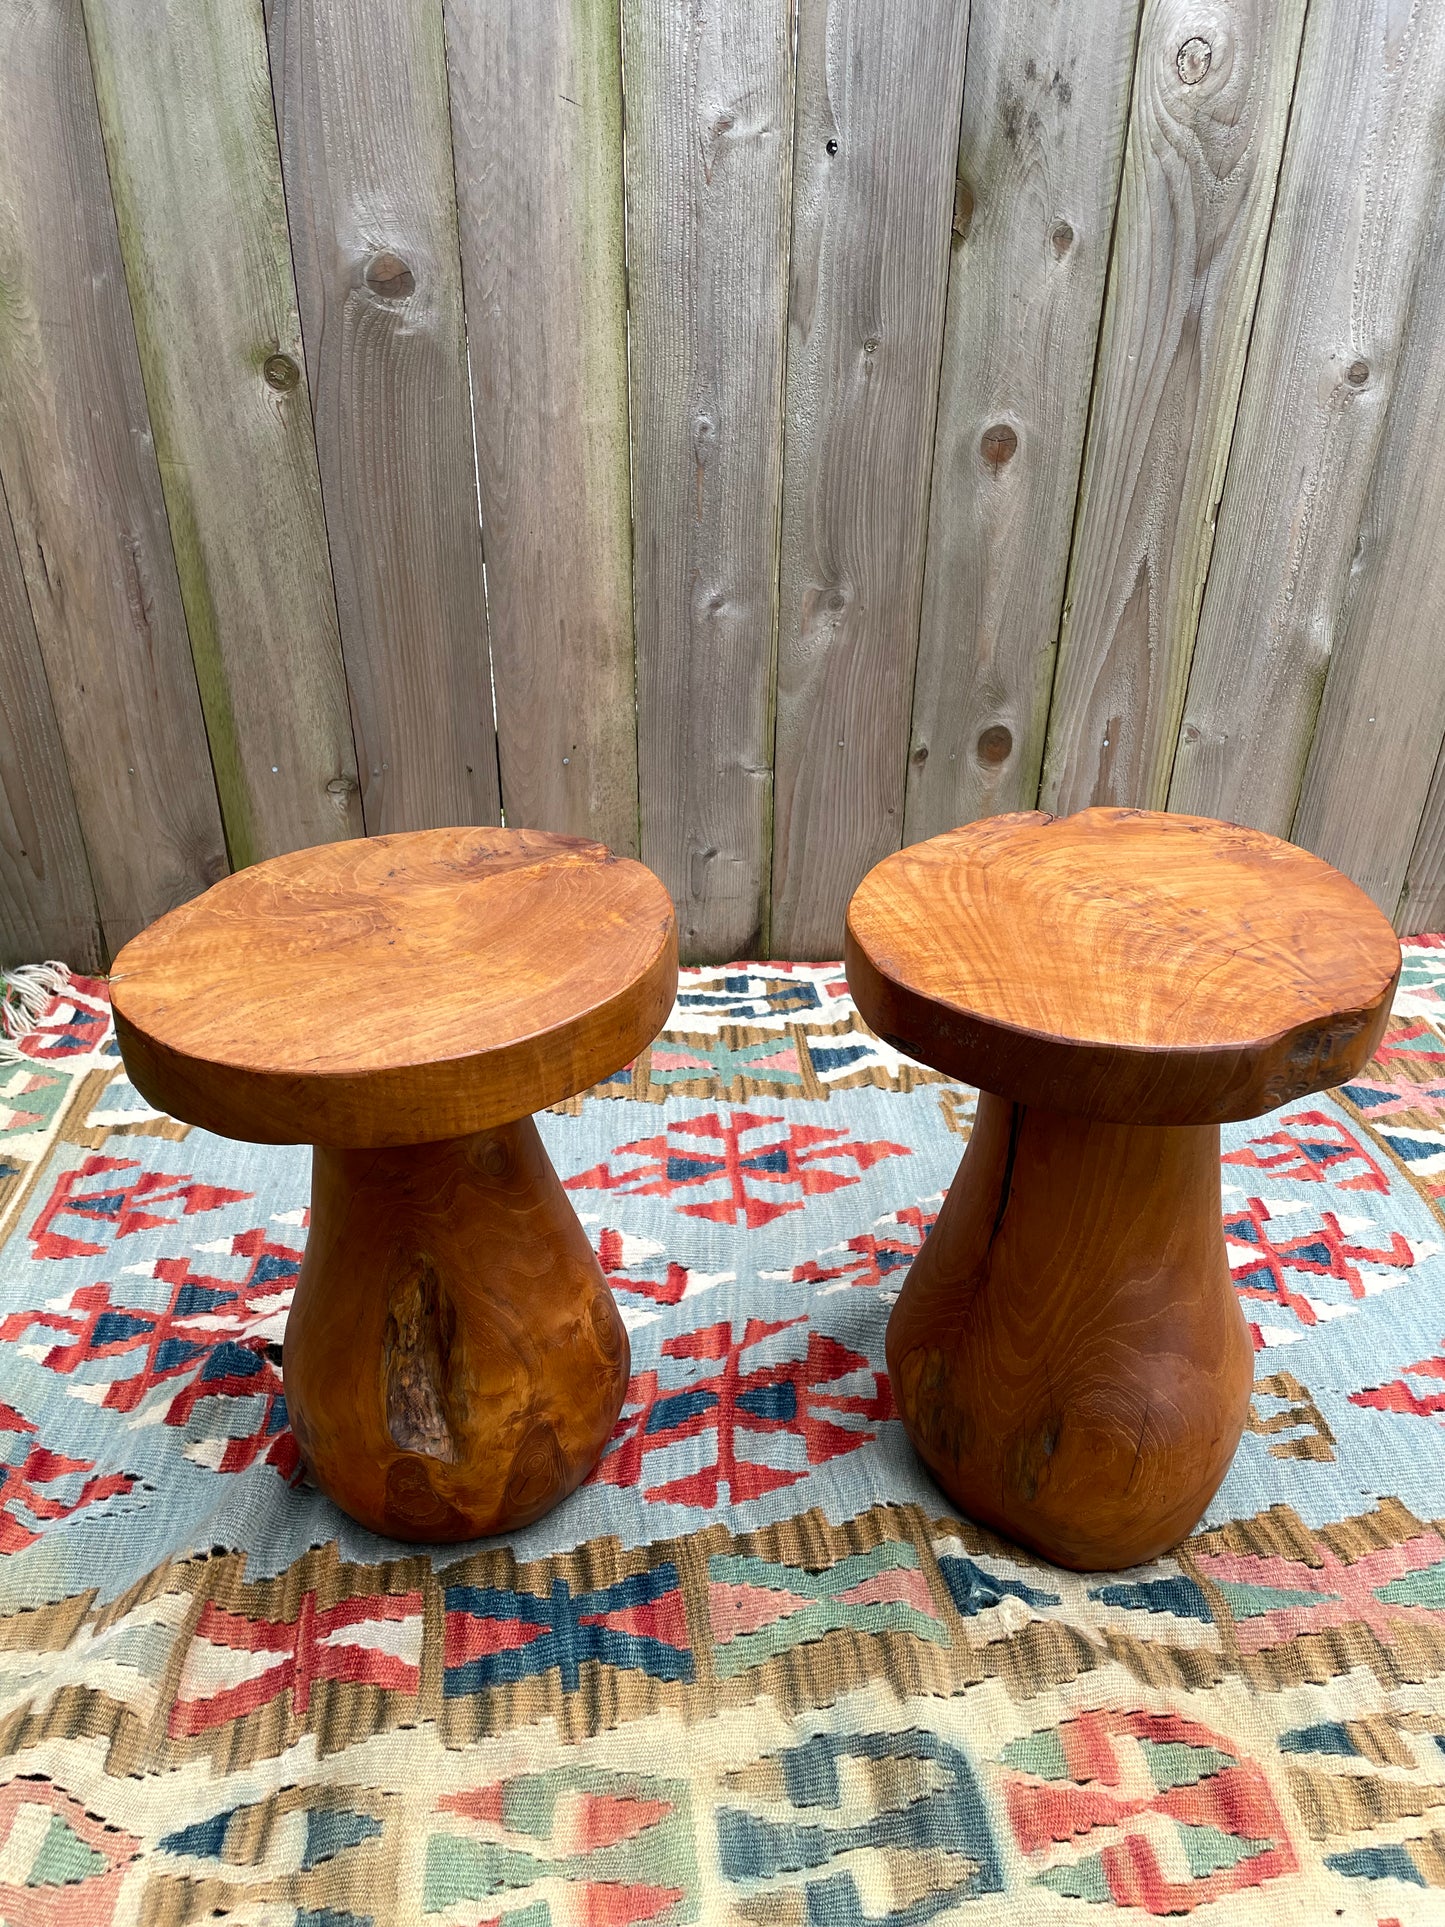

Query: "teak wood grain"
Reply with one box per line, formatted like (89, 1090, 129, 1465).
(848, 809, 1399, 1127)
(887, 1093, 1252, 1569)
(847, 808, 1399, 1568)
(110, 828, 678, 1540)
(109, 830, 677, 1148)
(287, 1119, 630, 1541)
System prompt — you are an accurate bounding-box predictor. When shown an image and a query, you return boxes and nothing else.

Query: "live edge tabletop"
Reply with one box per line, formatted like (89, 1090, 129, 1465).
(109, 829, 678, 1543)
(846, 808, 1401, 1570)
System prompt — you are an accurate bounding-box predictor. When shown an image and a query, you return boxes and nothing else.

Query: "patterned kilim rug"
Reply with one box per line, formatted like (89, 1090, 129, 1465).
(2, 951, 1445, 1925)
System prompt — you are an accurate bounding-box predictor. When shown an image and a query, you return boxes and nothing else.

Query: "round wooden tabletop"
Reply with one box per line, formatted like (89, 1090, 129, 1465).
(846, 808, 1401, 1125)
(110, 829, 678, 1147)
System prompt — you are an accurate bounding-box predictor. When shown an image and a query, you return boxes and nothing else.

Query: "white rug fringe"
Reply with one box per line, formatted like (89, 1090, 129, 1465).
(0, 960, 71, 1064)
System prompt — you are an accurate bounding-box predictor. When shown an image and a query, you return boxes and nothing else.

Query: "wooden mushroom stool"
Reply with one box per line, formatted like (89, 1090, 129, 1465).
(108, 829, 677, 1542)
(846, 808, 1400, 1570)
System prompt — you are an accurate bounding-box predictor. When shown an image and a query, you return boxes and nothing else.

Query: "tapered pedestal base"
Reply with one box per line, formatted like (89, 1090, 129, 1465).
(283, 1116, 629, 1541)
(886, 1091, 1253, 1570)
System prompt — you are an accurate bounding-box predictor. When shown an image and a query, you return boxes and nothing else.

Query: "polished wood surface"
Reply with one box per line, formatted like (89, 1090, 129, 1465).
(888, 1092, 1253, 1569)
(287, 1118, 629, 1541)
(109, 828, 678, 1147)
(111, 827, 677, 1540)
(847, 807, 1400, 1127)
(848, 807, 1401, 1568)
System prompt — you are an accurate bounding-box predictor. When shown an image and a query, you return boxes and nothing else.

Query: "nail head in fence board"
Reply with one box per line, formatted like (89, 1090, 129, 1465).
(445, 0, 638, 855)
(0, 485, 101, 970)
(268, 0, 501, 836)
(1039, 0, 1308, 817)
(1294, 177, 1445, 915)
(1170, 0, 1445, 833)
(82, 0, 362, 867)
(0, 0, 226, 952)
(906, 0, 1139, 842)
(770, 0, 971, 959)
(625, 0, 793, 963)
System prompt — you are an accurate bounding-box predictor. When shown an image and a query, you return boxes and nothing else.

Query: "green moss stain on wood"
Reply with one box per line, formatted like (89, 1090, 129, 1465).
(82, 0, 361, 863)
(0, 0, 226, 948)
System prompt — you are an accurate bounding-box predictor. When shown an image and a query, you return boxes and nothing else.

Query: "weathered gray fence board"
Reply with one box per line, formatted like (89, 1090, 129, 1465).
(1040, 0, 1307, 816)
(625, 0, 793, 962)
(1294, 179, 1445, 915)
(906, 0, 1139, 840)
(268, 0, 501, 836)
(0, 483, 101, 971)
(4, 0, 1445, 964)
(770, 0, 971, 957)
(444, 0, 637, 854)
(0, 0, 225, 952)
(1401, 751, 1445, 937)
(1170, 0, 1445, 833)
(83, 0, 361, 867)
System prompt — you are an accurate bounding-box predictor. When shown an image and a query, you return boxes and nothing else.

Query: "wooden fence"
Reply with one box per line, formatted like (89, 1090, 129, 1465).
(3, 0, 1444, 969)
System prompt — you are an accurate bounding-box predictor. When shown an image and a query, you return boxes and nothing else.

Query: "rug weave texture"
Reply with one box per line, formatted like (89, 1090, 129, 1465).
(3, 951, 1445, 1924)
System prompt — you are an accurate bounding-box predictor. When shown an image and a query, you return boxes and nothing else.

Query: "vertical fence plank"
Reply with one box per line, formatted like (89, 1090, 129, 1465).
(268, 0, 500, 835)
(1401, 751, 1445, 936)
(1170, 0, 1445, 832)
(445, 0, 637, 854)
(625, 0, 793, 962)
(82, 0, 362, 866)
(1293, 180, 1445, 913)
(1039, 0, 1307, 816)
(770, 0, 971, 958)
(906, 0, 1139, 841)
(0, 485, 101, 969)
(0, 0, 226, 950)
